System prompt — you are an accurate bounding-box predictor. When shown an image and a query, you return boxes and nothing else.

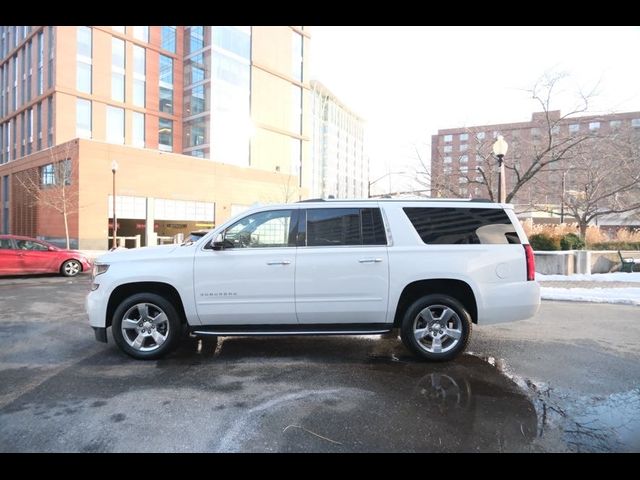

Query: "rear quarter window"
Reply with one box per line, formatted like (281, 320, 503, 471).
(403, 207, 520, 245)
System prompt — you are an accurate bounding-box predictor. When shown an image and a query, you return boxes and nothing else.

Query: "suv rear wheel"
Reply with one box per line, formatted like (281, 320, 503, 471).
(112, 293, 182, 360)
(400, 294, 472, 361)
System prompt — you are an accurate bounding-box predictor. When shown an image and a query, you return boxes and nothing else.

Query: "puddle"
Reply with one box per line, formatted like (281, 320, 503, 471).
(472, 353, 640, 452)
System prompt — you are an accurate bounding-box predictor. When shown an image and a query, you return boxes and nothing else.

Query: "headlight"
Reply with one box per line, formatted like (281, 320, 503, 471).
(92, 263, 110, 279)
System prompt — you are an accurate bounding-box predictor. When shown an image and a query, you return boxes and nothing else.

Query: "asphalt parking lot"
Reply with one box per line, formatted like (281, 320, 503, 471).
(0, 275, 638, 452)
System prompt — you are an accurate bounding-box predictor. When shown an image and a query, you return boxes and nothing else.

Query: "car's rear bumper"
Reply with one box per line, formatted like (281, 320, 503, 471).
(477, 281, 541, 325)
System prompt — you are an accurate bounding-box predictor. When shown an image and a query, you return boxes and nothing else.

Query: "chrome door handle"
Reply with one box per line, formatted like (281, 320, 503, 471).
(267, 260, 291, 265)
(359, 258, 382, 263)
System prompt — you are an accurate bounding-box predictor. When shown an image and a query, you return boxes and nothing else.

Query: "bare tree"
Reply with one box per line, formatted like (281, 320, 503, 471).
(538, 132, 640, 239)
(421, 72, 609, 204)
(14, 145, 78, 249)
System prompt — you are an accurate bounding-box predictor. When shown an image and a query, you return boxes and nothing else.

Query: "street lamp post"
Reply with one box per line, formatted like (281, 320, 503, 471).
(368, 171, 406, 198)
(492, 135, 508, 203)
(111, 160, 118, 249)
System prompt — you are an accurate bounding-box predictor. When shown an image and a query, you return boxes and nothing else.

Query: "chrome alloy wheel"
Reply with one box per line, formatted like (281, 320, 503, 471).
(64, 260, 81, 276)
(120, 303, 170, 352)
(412, 304, 463, 354)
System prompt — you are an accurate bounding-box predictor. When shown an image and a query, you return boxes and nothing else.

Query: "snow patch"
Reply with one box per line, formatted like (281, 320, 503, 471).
(536, 272, 640, 282)
(541, 287, 640, 306)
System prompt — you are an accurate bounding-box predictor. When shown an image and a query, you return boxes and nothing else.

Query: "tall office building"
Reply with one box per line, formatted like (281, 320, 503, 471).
(0, 26, 310, 248)
(310, 80, 367, 199)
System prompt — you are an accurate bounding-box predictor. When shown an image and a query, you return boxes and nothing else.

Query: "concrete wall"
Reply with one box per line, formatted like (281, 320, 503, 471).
(535, 250, 640, 275)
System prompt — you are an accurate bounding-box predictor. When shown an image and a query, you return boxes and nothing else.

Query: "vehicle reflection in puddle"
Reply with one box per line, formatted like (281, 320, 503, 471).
(167, 335, 539, 452)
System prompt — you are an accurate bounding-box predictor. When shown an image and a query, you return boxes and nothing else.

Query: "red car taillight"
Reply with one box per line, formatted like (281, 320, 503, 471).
(524, 244, 535, 281)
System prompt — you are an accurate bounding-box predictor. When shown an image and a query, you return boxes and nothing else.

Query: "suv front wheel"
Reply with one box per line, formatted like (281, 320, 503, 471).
(400, 294, 472, 362)
(112, 293, 182, 360)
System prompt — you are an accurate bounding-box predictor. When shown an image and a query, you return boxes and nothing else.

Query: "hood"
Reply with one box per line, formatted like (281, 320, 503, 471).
(96, 244, 180, 263)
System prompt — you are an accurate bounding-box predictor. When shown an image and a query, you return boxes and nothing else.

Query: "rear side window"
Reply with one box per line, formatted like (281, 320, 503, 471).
(403, 207, 520, 245)
(0, 239, 14, 249)
(306, 208, 387, 246)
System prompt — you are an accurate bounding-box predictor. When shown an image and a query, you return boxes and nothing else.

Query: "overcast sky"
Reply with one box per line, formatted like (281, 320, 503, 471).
(308, 26, 640, 192)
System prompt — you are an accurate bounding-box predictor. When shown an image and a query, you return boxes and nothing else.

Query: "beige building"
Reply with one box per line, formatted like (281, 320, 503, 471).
(310, 80, 367, 199)
(0, 26, 311, 249)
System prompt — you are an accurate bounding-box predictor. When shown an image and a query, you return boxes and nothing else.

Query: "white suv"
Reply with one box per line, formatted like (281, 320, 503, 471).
(86, 199, 540, 361)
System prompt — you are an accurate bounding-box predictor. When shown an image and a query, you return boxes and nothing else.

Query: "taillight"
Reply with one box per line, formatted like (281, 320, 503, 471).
(524, 244, 535, 281)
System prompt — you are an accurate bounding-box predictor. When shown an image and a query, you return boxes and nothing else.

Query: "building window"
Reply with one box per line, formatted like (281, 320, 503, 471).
(589, 121, 600, 131)
(185, 84, 208, 116)
(76, 26, 92, 94)
(460, 155, 468, 163)
(291, 30, 302, 82)
(159, 55, 173, 114)
(26, 108, 33, 155)
(212, 26, 250, 60)
(112, 26, 125, 34)
(460, 144, 468, 152)
(531, 127, 540, 139)
(47, 95, 53, 147)
(21, 46, 26, 105)
(443, 145, 452, 153)
(609, 120, 622, 130)
(476, 131, 485, 140)
(443, 156, 452, 164)
(41, 163, 55, 186)
(111, 37, 125, 102)
(132, 111, 144, 148)
(37, 31, 43, 95)
(132, 26, 148, 43)
(36, 101, 42, 151)
(444, 134, 452, 143)
(459, 133, 468, 141)
(291, 85, 302, 134)
(159, 118, 173, 151)
(106, 106, 124, 144)
(551, 125, 560, 135)
(569, 123, 579, 134)
(186, 26, 206, 55)
(1, 175, 8, 234)
(76, 98, 91, 139)
(133, 45, 146, 108)
(184, 117, 208, 148)
(47, 26, 54, 89)
(632, 118, 640, 128)
(26, 40, 32, 103)
(161, 26, 176, 53)
(460, 166, 468, 174)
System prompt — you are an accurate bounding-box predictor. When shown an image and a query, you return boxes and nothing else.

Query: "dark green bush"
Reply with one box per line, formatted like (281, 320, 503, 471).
(560, 233, 585, 250)
(590, 241, 640, 251)
(529, 233, 561, 251)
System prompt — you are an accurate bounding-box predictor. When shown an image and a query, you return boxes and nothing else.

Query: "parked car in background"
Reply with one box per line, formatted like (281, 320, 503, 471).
(187, 230, 212, 242)
(0, 235, 92, 277)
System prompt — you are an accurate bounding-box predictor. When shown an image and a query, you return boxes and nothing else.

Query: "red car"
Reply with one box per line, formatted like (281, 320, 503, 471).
(0, 235, 92, 277)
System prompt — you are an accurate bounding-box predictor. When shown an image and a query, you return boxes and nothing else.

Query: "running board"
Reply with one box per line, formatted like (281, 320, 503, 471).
(191, 323, 393, 337)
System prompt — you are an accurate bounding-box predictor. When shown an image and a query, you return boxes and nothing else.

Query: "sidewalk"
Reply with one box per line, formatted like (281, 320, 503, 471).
(539, 280, 640, 289)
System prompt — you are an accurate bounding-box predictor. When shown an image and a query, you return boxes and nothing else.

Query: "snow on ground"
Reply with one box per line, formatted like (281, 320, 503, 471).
(536, 272, 640, 283)
(541, 287, 640, 306)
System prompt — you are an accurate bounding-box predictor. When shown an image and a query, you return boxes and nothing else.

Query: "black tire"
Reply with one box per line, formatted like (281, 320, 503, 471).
(400, 294, 472, 362)
(61, 259, 82, 277)
(112, 292, 182, 360)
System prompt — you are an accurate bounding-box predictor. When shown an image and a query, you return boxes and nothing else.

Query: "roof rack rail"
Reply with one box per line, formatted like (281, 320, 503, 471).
(469, 198, 493, 202)
(297, 198, 326, 202)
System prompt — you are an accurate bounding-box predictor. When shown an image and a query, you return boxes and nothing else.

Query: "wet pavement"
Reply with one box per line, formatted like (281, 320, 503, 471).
(0, 275, 638, 452)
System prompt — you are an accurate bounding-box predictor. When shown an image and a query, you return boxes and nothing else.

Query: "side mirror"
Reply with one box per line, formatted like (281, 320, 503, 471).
(212, 233, 225, 251)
